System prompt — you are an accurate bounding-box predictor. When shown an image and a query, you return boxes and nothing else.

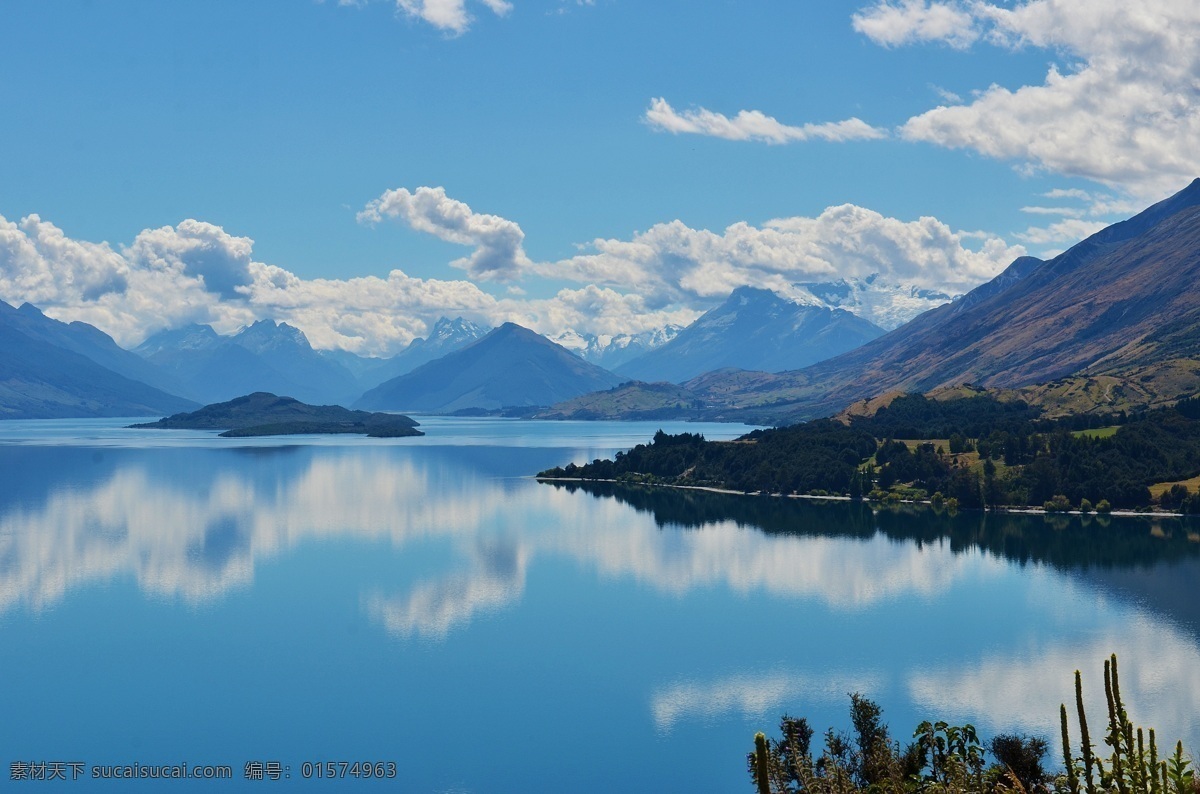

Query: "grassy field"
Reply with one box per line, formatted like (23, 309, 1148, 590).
(1072, 426, 1120, 439)
(1149, 474, 1200, 498)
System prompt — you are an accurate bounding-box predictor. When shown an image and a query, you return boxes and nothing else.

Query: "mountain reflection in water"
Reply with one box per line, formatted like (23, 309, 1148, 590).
(1, 429, 1198, 792)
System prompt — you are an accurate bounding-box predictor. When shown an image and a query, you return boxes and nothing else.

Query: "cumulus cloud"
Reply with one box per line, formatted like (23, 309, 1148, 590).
(240, 265, 501, 355)
(128, 219, 254, 300)
(0, 209, 505, 354)
(852, 0, 979, 48)
(359, 186, 532, 280)
(0, 205, 695, 355)
(864, 0, 1200, 197)
(543, 204, 1024, 313)
(0, 189, 1026, 354)
(645, 98, 886, 144)
(0, 215, 254, 346)
(497, 285, 700, 340)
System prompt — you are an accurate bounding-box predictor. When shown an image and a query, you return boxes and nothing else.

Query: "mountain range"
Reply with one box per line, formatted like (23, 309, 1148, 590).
(136, 320, 361, 406)
(613, 286, 884, 383)
(0, 301, 197, 419)
(552, 178, 1200, 422)
(6, 180, 1200, 422)
(551, 326, 683, 370)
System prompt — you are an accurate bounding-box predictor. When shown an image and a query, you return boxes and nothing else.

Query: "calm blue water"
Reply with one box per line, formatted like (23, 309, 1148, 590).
(1, 417, 1198, 792)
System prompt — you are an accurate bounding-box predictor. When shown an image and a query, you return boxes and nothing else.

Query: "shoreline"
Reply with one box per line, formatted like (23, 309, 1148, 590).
(533, 477, 1187, 518)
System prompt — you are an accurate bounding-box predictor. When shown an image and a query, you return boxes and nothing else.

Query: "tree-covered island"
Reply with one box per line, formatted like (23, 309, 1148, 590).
(130, 392, 424, 438)
(538, 392, 1200, 512)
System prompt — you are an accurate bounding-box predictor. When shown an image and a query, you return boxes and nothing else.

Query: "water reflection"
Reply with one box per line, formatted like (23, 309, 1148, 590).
(553, 481, 1200, 749)
(553, 481, 1200, 572)
(3, 438, 1200, 765)
(651, 668, 885, 732)
(552, 482, 1200, 625)
(906, 617, 1200, 752)
(4, 447, 1200, 622)
(365, 536, 528, 639)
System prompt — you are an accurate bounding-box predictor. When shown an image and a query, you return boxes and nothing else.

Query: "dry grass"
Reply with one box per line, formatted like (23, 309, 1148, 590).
(1148, 473, 1200, 498)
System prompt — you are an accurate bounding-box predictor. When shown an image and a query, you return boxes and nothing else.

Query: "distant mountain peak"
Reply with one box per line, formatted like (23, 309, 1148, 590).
(729, 285, 778, 301)
(615, 285, 884, 383)
(355, 322, 623, 413)
(689, 176, 1200, 421)
(795, 276, 953, 330)
(428, 316, 488, 342)
(549, 324, 682, 370)
(233, 319, 311, 352)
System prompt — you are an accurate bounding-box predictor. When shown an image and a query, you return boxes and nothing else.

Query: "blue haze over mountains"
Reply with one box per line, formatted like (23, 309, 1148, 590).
(0, 281, 900, 417)
(5, 180, 1200, 420)
(614, 286, 884, 384)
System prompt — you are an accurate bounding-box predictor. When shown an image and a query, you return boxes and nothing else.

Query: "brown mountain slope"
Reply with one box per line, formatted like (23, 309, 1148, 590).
(695, 179, 1200, 422)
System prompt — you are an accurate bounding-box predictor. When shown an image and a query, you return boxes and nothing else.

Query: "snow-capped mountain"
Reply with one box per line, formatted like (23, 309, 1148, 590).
(550, 326, 683, 370)
(795, 275, 954, 330)
(354, 316, 493, 390)
(614, 286, 885, 384)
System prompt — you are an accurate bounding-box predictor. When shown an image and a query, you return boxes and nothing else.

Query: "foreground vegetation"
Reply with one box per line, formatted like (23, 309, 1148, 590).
(538, 394, 1200, 512)
(748, 655, 1196, 794)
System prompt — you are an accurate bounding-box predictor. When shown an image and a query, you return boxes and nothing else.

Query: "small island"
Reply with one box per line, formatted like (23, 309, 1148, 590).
(129, 392, 424, 438)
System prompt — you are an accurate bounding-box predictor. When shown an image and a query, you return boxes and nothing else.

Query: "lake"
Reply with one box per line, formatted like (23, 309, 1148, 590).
(1, 417, 1198, 791)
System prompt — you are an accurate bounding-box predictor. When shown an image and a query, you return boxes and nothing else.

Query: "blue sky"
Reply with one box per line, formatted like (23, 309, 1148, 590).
(1, 0, 1195, 354)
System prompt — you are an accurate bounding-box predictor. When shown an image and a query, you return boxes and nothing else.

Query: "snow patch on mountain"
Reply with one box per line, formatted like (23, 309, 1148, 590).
(795, 275, 954, 330)
(551, 326, 683, 370)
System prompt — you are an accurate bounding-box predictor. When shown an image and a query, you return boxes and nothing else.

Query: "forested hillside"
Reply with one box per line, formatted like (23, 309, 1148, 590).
(539, 394, 1200, 511)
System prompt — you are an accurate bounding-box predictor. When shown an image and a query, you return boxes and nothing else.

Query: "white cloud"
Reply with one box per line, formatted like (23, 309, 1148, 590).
(0, 215, 255, 346)
(875, 0, 1200, 197)
(852, 0, 979, 48)
(239, 265, 500, 354)
(544, 205, 1024, 314)
(1035, 188, 1145, 220)
(0, 209, 505, 354)
(930, 84, 963, 104)
(644, 98, 886, 145)
(359, 186, 532, 280)
(0, 190, 1026, 354)
(497, 285, 701, 339)
(1016, 218, 1107, 246)
(1019, 205, 1084, 217)
(344, 0, 512, 34)
(128, 219, 255, 300)
(1043, 188, 1093, 201)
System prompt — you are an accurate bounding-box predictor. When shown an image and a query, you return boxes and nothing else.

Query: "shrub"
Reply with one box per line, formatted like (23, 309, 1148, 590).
(751, 654, 1193, 794)
(1044, 494, 1072, 513)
